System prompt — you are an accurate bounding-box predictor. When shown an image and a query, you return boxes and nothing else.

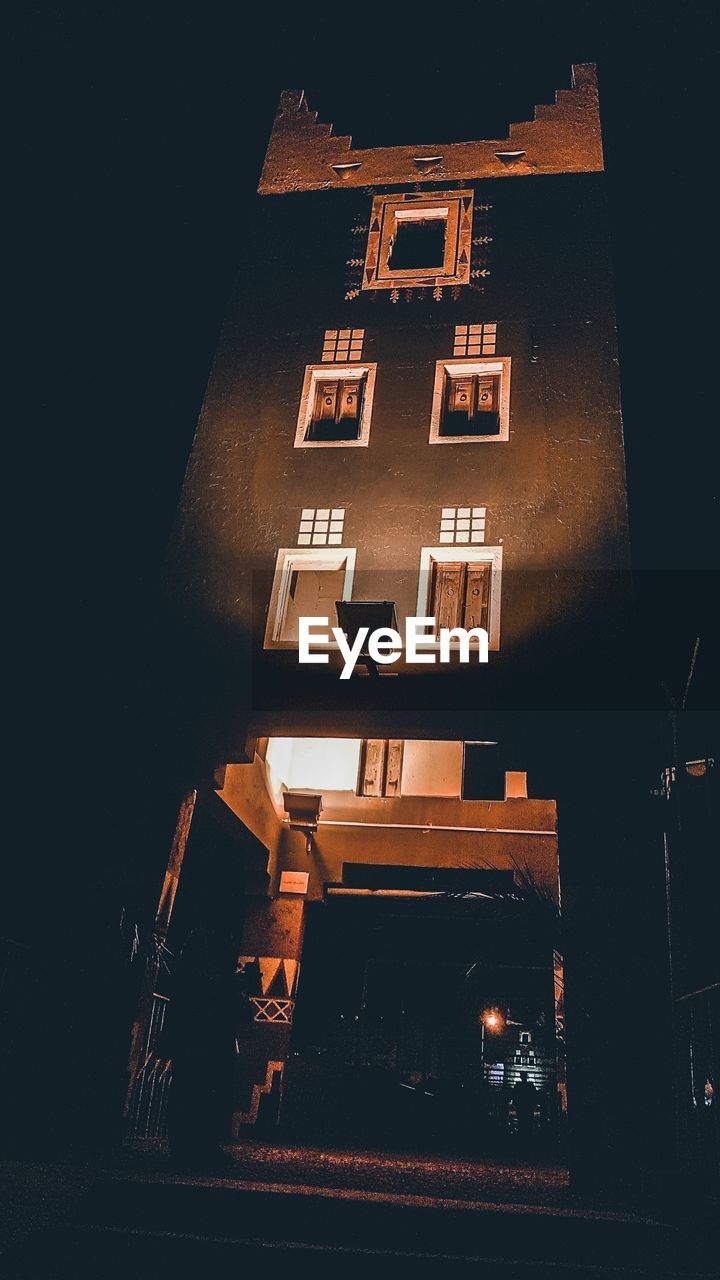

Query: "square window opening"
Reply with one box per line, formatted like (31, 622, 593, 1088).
(279, 566, 346, 643)
(306, 373, 367, 442)
(363, 192, 472, 291)
(296, 364, 376, 449)
(462, 742, 505, 800)
(416, 545, 502, 650)
(429, 357, 511, 444)
(441, 371, 501, 437)
(265, 547, 356, 650)
(389, 214, 447, 272)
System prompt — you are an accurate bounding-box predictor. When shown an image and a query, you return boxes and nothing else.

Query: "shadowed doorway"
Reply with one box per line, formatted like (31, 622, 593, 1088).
(281, 885, 563, 1159)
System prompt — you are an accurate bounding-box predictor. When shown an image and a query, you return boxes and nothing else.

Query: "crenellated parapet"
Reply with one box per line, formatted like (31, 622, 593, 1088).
(259, 64, 603, 194)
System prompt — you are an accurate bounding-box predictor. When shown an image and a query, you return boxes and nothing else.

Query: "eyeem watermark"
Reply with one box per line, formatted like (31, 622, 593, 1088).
(299, 616, 489, 680)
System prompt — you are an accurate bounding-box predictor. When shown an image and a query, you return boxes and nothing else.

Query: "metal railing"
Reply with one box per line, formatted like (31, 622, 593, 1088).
(125, 993, 172, 1140)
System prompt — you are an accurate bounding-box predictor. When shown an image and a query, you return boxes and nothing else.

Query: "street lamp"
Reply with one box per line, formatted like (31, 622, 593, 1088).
(480, 1008, 504, 1082)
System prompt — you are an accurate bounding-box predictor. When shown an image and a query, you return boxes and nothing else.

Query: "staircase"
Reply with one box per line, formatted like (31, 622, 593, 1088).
(232, 1059, 284, 1132)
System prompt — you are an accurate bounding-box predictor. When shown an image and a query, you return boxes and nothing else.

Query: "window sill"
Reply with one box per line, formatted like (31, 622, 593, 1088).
(295, 436, 371, 450)
(429, 432, 509, 445)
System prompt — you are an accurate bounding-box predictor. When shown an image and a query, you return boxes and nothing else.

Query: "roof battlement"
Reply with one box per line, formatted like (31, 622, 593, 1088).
(259, 64, 603, 194)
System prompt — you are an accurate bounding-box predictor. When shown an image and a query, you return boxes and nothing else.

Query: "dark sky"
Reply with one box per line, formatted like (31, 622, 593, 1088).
(14, 1, 717, 934)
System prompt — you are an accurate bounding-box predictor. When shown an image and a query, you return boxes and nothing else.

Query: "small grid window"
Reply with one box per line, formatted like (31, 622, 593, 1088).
(454, 323, 497, 357)
(322, 329, 364, 362)
(297, 508, 345, 547)
(439, 506, 486, 544)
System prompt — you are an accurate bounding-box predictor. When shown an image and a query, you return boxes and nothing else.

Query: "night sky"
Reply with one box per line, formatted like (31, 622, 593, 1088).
(11, 2, 717, 941)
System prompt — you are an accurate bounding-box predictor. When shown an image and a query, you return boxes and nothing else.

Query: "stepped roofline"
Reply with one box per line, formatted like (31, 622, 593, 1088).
(259, 64, 603, 194)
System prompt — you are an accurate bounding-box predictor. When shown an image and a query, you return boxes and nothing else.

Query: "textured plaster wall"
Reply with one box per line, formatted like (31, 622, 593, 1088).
(166, 170, 629, 748)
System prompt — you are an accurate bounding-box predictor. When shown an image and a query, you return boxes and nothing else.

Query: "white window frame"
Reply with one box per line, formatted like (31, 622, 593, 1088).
(429, 356, 512, 444)
(264, 546, 356, 650)
(294, 363, 377, 450)
(416, 545, 503, 651)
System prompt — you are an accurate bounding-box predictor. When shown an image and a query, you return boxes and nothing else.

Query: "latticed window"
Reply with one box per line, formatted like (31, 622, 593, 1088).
(454, 323, 497, 357)
(439, 506, 486, 544)
(322, 328, 364, 362)
(297, 508, 345, 547)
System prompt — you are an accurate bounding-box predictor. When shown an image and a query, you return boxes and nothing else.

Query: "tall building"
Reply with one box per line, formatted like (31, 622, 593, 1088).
(135, 65, 658, 1183)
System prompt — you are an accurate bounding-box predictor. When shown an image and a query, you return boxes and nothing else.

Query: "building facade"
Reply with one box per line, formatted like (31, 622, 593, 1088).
(135, 65, 657, 1182)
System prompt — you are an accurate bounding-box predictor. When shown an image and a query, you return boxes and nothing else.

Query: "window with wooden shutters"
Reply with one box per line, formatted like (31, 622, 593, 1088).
(430, 560, 491, 633)
(429, 357, 511, 444)
(441, 372, 501, 436)
(295, 363, 377, 449)
(416, 546, 503, 651)
(358, 739, 404, 797)
(307, 374, 366, 442)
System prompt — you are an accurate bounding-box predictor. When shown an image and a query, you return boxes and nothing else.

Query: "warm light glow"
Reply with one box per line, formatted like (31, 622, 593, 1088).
(481, 1009, 504, 1032)
(266, 737, 362, 795)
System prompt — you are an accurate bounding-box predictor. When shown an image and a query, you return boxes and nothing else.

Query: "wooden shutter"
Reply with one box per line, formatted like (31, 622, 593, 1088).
(475, 374, 500, 418)
(431, 561, 464, 630)
(448, 376, 474, 417)
(385, 740, 404, 796)
(337, 380, 362, 422)
(463, 563, 491, 631)
(359, 739, 386, 797)
(359, 738, 404, 797)
(314, 381, 339, 422)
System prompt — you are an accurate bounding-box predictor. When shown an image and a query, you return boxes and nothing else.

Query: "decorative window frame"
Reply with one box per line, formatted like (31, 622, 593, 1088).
(264, 546, 356, 650)
(294, 363, 377, 449)
(363, 191, 473, 291)
(429, 356, 512, 444)
(416, 545, 503, 651)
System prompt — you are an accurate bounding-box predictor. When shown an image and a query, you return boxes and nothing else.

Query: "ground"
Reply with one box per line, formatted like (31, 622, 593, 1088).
(1, 1141, 717, 1277)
